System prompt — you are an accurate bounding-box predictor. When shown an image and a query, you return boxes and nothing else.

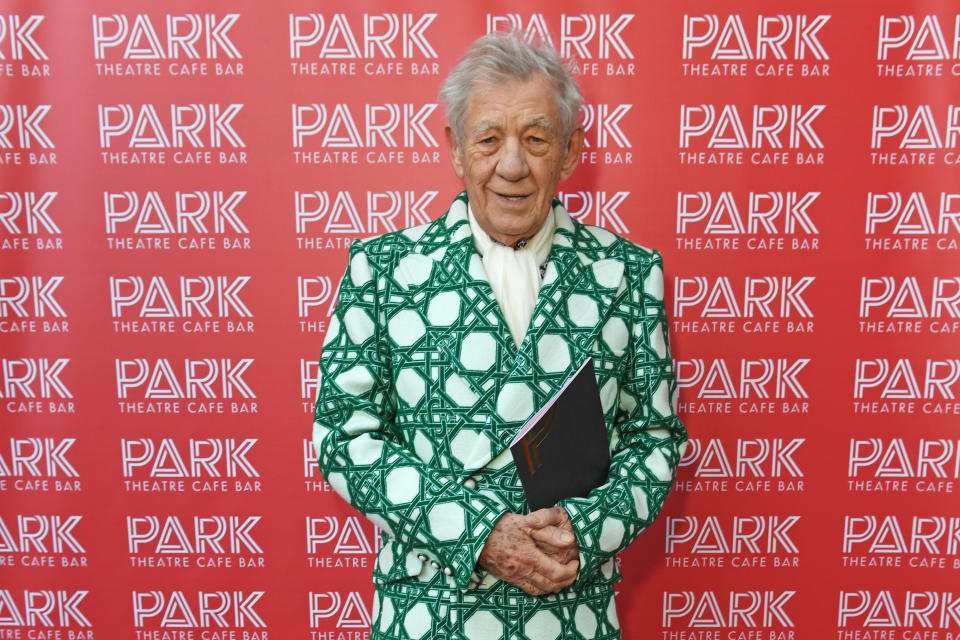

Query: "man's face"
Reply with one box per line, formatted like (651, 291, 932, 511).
(446, 72, 583, 246)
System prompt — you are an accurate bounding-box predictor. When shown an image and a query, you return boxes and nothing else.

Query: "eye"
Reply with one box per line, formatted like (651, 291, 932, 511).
(479, 136, 497, 144)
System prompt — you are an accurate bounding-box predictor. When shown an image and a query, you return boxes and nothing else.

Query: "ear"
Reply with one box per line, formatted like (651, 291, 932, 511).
(559, 124, 584, 181)
(445, 125, 465, 179)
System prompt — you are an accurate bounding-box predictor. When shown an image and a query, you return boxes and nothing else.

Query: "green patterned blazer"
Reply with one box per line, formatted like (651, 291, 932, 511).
(313, 192, 687, 596)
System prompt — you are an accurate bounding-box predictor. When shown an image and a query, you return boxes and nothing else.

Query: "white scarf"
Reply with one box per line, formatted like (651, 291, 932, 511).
(468, 205, 555, 348)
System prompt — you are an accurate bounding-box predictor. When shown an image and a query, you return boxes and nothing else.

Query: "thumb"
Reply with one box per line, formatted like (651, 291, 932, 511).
(526, 507, 564, 529)
(530, 525, 575, 547)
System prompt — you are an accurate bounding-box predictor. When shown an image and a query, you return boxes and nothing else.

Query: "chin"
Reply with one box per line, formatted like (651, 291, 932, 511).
(493, 220, 534, 239)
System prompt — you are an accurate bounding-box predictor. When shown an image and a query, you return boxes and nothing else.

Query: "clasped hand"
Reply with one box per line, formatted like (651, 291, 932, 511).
(478, 506, 579, 596)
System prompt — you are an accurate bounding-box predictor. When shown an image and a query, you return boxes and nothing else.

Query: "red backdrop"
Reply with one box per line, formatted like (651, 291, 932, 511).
(2, 0, 959, 637)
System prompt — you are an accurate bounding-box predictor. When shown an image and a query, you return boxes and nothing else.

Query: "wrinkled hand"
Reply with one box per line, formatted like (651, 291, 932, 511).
(528, 506, 579, 565)
(478, 508, 579, 595)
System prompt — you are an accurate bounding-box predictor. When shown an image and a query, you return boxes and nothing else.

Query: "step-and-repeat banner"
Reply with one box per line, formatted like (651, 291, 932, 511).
(2, 0, 958, 637)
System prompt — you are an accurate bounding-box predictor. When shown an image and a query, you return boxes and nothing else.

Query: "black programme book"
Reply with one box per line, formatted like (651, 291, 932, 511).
(509, 358, 610, 510)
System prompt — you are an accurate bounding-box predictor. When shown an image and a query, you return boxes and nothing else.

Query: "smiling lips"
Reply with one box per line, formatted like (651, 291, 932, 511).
(495, 192, 530, 201)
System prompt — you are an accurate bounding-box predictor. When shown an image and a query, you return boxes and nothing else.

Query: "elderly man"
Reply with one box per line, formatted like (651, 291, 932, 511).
(313, 32, 686, 640)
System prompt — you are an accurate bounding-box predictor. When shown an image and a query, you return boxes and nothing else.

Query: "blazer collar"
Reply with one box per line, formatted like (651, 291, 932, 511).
(408, 193, 627, 348)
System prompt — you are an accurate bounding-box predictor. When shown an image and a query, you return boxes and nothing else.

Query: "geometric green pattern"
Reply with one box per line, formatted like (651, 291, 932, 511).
(313, 192, 687, 639)
(372, 577, 623, 640)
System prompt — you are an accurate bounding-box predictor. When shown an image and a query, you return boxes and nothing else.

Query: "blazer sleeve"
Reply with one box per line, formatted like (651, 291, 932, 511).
(312, 241, 507, 591)
(557, 249, 687, 588)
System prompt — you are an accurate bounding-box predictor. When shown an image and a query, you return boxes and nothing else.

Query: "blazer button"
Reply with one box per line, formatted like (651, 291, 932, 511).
(463, 478, 476, 489)
(443, 567, 453, 576)
(430, 561, 441, 570)
(417, 554, 427, 562)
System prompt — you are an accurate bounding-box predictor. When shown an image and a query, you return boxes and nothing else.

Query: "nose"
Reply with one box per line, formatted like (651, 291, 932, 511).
(496, 136, 529, 181)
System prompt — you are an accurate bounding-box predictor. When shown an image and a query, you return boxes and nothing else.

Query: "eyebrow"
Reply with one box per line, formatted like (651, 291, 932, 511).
(469, 121, 502, 138)
(469, 117, 556, 138)
(526, 117, 555, 131)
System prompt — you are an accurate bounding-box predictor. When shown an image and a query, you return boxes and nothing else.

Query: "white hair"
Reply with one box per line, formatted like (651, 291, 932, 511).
(439, 31, 583, 145)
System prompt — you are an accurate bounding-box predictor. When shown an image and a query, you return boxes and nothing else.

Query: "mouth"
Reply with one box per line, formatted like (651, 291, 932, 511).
(493, 191, 530, 202)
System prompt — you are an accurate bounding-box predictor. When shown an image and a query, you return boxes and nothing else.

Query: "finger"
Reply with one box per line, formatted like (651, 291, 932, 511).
(556, 560, 579, 588)
(525, 507, 565, 529)
(524, 567, 565, 595)
(526, 558, 579, 594)
(534, 544, 578, 566)
(530, 540, 568, 561)
(529, 524, 575, 548)
(554, 557, 579, 584)
(532, 549, 579, 584)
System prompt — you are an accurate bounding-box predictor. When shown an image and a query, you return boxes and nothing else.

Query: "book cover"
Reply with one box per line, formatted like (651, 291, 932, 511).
(509, 358, 610, 510)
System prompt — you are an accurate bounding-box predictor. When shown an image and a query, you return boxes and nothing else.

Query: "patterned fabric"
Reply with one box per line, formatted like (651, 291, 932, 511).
(372, 572, 621, 640)
(312, 192, 687, 639)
